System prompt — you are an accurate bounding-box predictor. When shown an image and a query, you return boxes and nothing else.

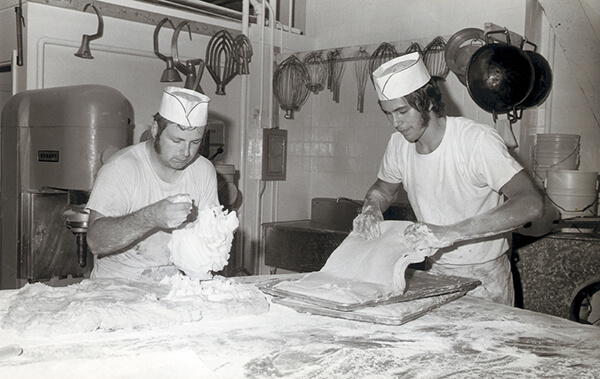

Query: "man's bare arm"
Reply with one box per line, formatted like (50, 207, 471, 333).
(410, 170, 544, 247)
(87, 195, 192, 256)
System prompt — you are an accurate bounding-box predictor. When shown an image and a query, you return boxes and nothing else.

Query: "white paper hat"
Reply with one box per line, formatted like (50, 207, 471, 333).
(158, 87, 211, 127)
(372, 52, 431, 101)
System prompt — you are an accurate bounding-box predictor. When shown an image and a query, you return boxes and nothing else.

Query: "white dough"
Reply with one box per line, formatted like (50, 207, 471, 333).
(274, 221, 435, 305)
(169, 206, 239, 280)
(1, 274, 268, 337)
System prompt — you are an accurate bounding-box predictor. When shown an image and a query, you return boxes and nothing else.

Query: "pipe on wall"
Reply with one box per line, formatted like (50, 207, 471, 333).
(236, 0, 250, 275)
(256, 0, 276, 275)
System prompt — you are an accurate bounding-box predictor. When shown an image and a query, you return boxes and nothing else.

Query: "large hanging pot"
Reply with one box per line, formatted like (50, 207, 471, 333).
(445, 28, 485, 86)
(466, 29, 534, 122)
(518, 40, 553, 109)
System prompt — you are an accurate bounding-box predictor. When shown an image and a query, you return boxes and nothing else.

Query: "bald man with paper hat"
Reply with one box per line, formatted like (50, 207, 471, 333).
(352, 52, 544, 307)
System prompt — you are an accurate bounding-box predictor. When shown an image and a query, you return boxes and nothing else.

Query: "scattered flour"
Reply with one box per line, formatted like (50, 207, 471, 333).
(169, 205, 239, 280)
(1, 273, 268, 337)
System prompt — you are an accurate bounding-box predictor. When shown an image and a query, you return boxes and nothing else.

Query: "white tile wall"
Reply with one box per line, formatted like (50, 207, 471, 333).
(273, 0, 536, 222)
(260, 0, 599, 272)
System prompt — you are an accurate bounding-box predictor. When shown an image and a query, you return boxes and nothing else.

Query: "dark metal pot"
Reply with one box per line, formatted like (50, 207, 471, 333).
(466, 30, 534, 119)
(518, 47, 553, 109)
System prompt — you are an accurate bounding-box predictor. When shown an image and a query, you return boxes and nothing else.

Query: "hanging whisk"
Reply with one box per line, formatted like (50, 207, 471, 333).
(273, 55, 310, 119)
(303, 51, 328, 94)
(205, 29, 237, 95)
(368, 42, 398, 83)
(353, 47, 370, 113)
(405, 42, 423, 55)
(327, 49, 345, 103)
(234, 33, 252, 75)
(423, 36, 450, 79)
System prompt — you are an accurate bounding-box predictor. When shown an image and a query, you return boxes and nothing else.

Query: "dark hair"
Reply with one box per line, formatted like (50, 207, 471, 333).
(152, 113, 170, 153)
(404, 78, 445, 124)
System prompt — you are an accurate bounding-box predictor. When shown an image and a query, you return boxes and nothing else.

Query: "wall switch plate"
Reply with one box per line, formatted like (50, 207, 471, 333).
(262, 128, 287, 181)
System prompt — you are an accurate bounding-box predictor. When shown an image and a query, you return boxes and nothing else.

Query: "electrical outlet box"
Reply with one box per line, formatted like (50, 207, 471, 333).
(262, 128, 287, 181)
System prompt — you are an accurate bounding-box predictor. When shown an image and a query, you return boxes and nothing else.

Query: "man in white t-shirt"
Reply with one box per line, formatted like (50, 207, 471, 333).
(86, 87, 219, 280)
(353, 53, 544, 305)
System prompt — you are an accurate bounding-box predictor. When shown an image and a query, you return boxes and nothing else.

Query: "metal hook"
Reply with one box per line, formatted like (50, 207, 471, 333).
(74, 3, 104, 59)
(154, 18, 176, 61)
(153, 18, 182, 82)
(171, 21, 193, 73)
(171, 21, 204, 92)
(15, 0, 25, 66)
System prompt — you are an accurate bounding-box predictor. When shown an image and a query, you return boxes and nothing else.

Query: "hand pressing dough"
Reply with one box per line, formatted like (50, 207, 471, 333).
(169, 206, 239, 280)
(274, 221, 436, 305)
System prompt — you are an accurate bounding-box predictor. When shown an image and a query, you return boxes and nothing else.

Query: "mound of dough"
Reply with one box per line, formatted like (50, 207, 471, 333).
(169, 206, 239, 280)
(162, 275, 270, 320)
(1, 274, 268, 337)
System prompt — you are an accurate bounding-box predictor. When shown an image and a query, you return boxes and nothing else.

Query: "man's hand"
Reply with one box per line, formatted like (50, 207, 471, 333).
(403, 222, 457, 250)
(353, 204, 384, 240)
(153, 194, 193, 229)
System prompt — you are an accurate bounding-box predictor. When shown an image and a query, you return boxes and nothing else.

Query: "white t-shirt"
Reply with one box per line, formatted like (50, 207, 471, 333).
(86, 141, 219, 279)
(378, 116, 523, 265)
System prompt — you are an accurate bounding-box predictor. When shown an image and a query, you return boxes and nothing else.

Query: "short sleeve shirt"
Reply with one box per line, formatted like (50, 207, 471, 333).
(378, 117, 523, 264)
(86, 141, 219, 279)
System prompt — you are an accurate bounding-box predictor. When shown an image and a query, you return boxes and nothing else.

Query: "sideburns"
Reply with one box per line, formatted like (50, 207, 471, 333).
(421, 108, 431, 126)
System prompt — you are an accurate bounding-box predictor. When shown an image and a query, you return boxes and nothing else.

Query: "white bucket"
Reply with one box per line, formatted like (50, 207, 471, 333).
(534, 133, 580, 170)
(545, 170, 599, 219)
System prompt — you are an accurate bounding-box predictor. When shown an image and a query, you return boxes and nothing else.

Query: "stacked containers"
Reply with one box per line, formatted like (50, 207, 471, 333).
(545, 170, 598, 219)
(533, 133, 580, 187)
(534, 133, 598, 219)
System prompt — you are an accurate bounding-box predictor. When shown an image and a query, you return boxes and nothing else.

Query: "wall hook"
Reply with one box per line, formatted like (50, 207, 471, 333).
(15, 0, 25, 66)
(171, 21, 193, 73)
(74, 3, 104, 59)
(153, 17, 182, 82)
(172, 21, 205, 93)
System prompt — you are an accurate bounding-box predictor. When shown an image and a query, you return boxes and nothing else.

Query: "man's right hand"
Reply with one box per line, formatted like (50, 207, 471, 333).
(153, 194, 193, 229)
(352, 204, 384, 240)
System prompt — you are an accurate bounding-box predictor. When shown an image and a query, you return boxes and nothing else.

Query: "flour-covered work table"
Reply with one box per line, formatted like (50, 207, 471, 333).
(0, 274, 598, 379)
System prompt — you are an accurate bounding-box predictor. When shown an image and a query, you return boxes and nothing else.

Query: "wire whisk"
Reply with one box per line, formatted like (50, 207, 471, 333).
(369, 42, 399, 84)
(353, 47, 370, 113)
(328, 49, 345, 103)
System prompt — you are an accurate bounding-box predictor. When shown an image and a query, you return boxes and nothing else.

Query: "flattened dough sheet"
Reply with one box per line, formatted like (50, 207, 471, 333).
(273, 221, 420, 307)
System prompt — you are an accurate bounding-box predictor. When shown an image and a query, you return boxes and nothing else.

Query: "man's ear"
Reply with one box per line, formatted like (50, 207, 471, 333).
(150, 121, 159, 139)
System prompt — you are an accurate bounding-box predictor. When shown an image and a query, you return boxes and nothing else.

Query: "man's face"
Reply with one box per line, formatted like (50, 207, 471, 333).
(380, 97, 428, 143)
(154, 122, 205, 170)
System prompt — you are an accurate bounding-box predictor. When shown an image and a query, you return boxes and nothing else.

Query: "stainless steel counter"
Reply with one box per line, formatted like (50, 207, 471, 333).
(0, 274, 598, 378)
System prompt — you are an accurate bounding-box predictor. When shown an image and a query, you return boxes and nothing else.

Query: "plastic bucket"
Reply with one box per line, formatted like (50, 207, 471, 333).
(545, 170, 599, 219)
(534, 133, 580, 169)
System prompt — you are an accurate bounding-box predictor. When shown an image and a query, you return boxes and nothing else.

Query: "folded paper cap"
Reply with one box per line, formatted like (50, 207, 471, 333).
(372, 52, 431, 101)
(158, 87, 211, 127)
